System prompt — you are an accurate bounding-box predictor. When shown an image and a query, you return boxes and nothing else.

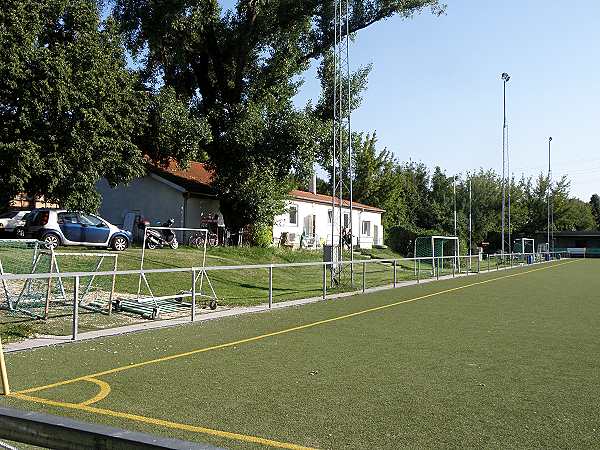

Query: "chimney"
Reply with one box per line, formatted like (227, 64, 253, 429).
(308, 172, 317, 194)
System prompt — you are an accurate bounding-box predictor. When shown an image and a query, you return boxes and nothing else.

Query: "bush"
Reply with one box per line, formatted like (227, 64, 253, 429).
(248, 224, 273, 248)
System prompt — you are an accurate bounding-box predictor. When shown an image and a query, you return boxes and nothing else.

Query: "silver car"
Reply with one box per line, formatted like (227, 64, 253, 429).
(0, 210, 29, 237)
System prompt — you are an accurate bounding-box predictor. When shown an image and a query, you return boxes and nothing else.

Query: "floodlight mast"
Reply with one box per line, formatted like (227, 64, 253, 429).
(547, 136, 552, 253)
(501, 72, 510, 257)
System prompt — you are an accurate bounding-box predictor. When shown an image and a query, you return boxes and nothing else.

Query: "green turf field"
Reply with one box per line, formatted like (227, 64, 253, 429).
(2, 259, 598, 449)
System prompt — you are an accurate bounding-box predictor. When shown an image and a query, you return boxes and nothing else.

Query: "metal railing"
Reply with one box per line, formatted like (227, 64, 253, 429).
(0, 251, 570, 342)
(0, 406, 222, 450)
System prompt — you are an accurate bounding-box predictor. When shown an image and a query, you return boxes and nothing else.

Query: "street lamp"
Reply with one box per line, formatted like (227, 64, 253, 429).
(501, 72, 510, 256)
(548, 136, 552, 254)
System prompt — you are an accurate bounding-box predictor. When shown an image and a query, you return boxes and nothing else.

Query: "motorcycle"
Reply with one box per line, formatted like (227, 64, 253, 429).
(140, 218, 179, 249)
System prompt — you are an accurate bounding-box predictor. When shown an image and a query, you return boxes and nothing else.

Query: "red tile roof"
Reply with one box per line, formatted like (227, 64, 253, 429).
(149, 160, 384, 213)
(150, 159, 214, 186)
(290, 190, 385, 213)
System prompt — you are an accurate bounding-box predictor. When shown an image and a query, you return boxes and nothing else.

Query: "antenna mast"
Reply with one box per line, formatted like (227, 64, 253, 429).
(332, 0, 353, 285)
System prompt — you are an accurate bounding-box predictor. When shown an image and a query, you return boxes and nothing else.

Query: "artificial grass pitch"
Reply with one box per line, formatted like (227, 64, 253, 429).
(2, 260, 599, 449)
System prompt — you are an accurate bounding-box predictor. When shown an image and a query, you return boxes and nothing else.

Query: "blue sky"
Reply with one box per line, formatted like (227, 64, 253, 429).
(291, 1, 600, 201)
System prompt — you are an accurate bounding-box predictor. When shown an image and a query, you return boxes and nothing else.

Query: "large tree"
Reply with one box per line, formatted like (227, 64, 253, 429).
(112, 0, 444, 230)
(0, 0, 151, 211)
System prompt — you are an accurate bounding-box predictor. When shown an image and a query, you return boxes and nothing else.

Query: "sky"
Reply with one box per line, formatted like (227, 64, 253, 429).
(291, 1, 600, 201)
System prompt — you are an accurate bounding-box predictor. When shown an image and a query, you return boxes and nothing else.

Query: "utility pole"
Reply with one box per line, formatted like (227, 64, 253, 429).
(469, 178, 472, 258)
(501, 73, 510, 257)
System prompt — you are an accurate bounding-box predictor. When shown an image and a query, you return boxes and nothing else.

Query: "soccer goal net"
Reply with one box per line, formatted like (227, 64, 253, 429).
(129, 227, 218, 319)
(414, 236, 460, 276)
(0, 240, 118, 318)
(513, 238, 535, 255)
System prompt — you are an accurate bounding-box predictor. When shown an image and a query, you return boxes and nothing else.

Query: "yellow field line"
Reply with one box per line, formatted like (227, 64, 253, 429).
(16, 260, 576, 397)
(10, 393, 316, 450)
(79, 378, 111, 406)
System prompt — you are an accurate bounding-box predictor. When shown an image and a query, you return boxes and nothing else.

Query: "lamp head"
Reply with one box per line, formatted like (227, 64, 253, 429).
(549, 136, 553, 142)
(501, 72, 511, 82)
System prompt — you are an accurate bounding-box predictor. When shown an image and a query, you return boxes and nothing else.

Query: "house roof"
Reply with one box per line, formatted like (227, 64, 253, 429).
(148, 160, 216, 196)
(290, 190, 385, 214)
(148, 160, 385, 213)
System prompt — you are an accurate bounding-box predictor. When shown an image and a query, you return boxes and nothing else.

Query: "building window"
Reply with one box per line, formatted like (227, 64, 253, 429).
(344, 213, 349, 228)
(289, 205, 298, 225)
(328, 209, 333, 224)
(362, 220, 371, 236)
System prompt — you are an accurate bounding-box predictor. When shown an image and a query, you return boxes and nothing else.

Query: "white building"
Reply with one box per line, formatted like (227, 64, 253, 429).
(274, 189, 384, 249)
(97, 161, 384, 249)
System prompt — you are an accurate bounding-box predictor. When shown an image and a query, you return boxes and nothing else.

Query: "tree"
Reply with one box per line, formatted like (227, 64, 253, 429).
(112, 0, 444, 231)
(590, 194, 600, 229)
(0, 0, 149, 211)
(558, 199, 597, 231)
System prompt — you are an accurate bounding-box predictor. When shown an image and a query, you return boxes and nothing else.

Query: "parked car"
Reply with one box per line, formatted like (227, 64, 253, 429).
(0, 210, 30, 237)
(24, 209, 132, 251)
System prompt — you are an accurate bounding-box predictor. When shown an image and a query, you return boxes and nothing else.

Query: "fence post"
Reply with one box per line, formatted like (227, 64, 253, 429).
(191, 269, 196, 322)
(268, 265, 273, 309)
(393, 260, 397, 287)
(436, 259, 440, 280)
(477, 256, 481, 273)
(452, 260, 455, 278)
(0, 338, 9, 395)
(487, 256, 490, 272)
(72, 276, 79, 341)
(322, 263, 327, 299)
(417, 259, 420, 284)
(362, 261, 366, 292)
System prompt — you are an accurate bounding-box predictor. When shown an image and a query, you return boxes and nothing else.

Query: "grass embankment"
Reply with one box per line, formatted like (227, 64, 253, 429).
(3, 260, 596, 449)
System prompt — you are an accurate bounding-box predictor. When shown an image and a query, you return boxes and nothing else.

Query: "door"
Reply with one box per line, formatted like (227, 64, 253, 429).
(374, 225, 379, 245)
(57, 212, 83, 243)
(79, 213, 111, 244)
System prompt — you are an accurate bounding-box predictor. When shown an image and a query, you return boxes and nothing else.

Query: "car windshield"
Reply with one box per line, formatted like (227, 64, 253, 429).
(0, 211, 16, 219)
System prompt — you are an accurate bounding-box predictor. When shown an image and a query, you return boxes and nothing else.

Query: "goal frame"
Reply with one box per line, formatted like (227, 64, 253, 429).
(136, 227, 217, 318)
(414, 235, 460, 276)
(514, 238, 535, 255)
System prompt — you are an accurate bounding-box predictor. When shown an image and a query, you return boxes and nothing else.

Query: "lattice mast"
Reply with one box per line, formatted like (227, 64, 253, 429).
(331, 0, 353, 284)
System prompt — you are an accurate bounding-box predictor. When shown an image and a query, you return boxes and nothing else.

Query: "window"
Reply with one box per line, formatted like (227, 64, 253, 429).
(362, 220, 371, 236)
(289, 205, 298, 225)
(57, 212, 79, 224)
(344, 213, 349, 228)
(328, 210, 333, 224)
(0, 211, 17, 219)
(79, 214, 105, 227)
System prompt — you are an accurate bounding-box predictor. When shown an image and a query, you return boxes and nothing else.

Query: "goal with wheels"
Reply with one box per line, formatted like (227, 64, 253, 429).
(414, 235, 460, 276)
(128, 227, 218, 319)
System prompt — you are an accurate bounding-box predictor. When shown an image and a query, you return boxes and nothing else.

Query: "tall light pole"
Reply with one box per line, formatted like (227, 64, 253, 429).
(501, 72, 510, 256)
(547, 136, 552, 253)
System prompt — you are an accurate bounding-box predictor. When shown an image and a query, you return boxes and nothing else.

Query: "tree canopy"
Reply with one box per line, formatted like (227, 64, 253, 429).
(111, 0, 444, 229)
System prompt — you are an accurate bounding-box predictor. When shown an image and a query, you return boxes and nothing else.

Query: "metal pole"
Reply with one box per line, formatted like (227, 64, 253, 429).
(393, 260, 397, 287)
(417, 259, 420, 284)
(322, 263, 327, 299)
(268, 265, 273, 309)
(347, 0, 354, 287)
(191, 269, 196, 322)
(362, 261, 366, 292)
(72, 276, 79, 341)
(501, 73, 510, 257)
(469, 177, 472, 269)
(548, 137, 552, 255)
(0, 338, 9, 395)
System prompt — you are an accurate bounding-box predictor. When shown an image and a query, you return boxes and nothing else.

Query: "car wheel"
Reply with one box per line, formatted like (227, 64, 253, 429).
(111, 236, 129, 252)
(42, 233, 60, 250)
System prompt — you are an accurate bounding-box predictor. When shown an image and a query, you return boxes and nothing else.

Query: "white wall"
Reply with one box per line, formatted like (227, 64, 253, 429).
(273, 200, 383, 249)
